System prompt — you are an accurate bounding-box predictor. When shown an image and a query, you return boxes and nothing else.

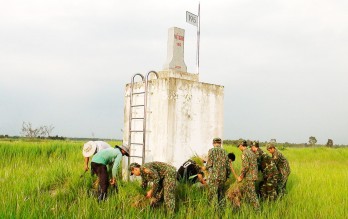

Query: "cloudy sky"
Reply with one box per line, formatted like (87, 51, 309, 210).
(1, 0, 347, 144)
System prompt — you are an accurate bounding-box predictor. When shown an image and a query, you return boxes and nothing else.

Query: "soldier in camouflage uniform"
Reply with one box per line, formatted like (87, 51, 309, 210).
(251, 141, 279, 201)
(206, 137, 231, 210)
(237, 140, 260, 211)
(130, 162, 176, 214)
(267, 143, 291, 197)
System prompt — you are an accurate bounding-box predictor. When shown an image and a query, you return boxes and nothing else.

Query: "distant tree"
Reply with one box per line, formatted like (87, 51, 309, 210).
(270, 139, 277, 143)
(309, 136, 317, 146)
(48, 135, 66, 140)
(21, 122, 55, 138)
(326, 139, 333, 147)
(283, 142, 290, 149)
(42, 125, 54, 137)
(21, 122, 40, 138)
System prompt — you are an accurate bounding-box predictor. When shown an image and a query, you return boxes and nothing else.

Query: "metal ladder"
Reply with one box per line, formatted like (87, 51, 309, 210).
(127, 71, 158, 169)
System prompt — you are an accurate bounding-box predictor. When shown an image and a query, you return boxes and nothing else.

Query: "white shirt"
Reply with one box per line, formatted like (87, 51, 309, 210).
(94, 141, 112, 153)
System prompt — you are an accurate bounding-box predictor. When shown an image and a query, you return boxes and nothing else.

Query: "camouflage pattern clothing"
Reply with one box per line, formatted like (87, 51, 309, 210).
(206, 146, 230, 209)
(255, 148, 279, 201)
(239, 149, 260, 211)
(140, 162, 176, 214)
(272, 149, 291, 196)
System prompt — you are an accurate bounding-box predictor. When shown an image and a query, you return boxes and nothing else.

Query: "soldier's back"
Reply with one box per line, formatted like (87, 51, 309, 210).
(208, 147, 229, 181)
(261, 153, 279, 177)
(243, 149, 258, 181)
(143, 161, 176, 178)
(273, 150, 290, 175)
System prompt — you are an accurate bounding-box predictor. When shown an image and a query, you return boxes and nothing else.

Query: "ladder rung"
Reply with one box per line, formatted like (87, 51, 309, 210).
(130, 130, 144, 133)
(131, 104, 144, 107)
(130, 155, 143, 158)
(130, 143, 144, 145)
(132, 92, 145, 95)
(131, 117, 144, 120)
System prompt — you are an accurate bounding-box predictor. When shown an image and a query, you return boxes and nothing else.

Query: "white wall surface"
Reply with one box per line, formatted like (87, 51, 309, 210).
(122, 72, 224, 178)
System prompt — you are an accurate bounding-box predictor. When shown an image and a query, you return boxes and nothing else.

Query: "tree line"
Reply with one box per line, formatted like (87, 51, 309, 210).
(223, 137, 336, 148)
(0, 122, 341, 147)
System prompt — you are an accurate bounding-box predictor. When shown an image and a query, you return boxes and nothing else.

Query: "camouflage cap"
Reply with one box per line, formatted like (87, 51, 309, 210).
(129, 162, 141, 175)
(213, 137, 222, 143)
(266, 143, 275, 150)
(251, 141, 260, 148)
(237, 140, 247, 147)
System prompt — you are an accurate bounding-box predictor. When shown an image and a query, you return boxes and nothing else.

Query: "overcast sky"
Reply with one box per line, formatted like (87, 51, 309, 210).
(1, 0, 347, 144)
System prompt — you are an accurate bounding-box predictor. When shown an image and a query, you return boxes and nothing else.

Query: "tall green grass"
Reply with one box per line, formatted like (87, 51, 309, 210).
(0, 140, 347, 218)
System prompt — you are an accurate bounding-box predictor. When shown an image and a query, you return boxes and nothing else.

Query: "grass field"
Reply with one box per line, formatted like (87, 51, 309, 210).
(0, 139, 347, 218)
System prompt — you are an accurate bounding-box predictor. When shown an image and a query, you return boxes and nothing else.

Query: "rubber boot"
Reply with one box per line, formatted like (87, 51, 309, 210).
(98, 192, 107, 202)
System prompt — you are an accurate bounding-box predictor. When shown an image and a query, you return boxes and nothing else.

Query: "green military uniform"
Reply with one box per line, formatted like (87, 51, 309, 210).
(206, 145, 230, 209)
(239, 149, 260, 211)
(255, 148, 279, 200)
(140, 162, 176, 214)
(272, 149, 290, 196)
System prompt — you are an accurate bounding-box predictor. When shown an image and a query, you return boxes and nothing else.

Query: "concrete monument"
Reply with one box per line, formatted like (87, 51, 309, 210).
(163, 27, 187, 72)
(122, 27, 224, 178)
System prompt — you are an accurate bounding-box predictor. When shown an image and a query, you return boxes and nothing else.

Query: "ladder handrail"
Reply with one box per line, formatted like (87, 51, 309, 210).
(131, 73, 145, 83)
(146, 70, 159, 81)
(127, 71, 158, 179)
(128, 73, 145, 180)
(143, 71, 158, 164)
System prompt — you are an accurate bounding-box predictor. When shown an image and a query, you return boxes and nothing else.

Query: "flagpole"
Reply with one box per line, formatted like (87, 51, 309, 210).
(197, 2, 200, 74)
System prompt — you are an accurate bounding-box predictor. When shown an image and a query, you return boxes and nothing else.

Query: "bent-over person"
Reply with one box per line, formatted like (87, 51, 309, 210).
(267, 143, 291, 197)
(91, 144, 129, 201)
(130, 161, 177, 214)
(251, 141, 279, 201)
(82, 141, 112, 171)
(237, 140, 260, 211)
(177, 159, 206, 185)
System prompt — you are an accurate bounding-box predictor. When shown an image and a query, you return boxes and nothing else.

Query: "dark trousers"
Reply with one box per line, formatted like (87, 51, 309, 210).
(91, 162, 109, 194)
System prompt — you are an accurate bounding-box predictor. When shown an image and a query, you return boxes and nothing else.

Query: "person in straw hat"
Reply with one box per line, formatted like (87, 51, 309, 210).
(82, 141, 112, 171)
(91, 144, 130, 201)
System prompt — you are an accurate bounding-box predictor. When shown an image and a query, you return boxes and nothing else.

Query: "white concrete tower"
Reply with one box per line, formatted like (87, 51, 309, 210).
(122, 27, 224, 178)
